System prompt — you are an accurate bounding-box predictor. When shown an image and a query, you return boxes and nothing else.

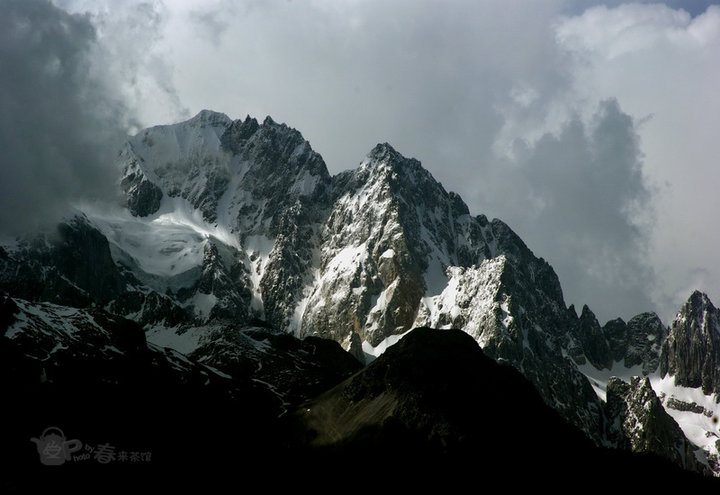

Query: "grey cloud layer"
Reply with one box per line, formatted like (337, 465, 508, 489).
(482, 100, 655, 321)
(0, 0, 127, 236)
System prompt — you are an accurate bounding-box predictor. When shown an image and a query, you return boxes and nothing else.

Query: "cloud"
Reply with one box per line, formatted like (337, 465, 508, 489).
(482, 99, 655, 322)
(54, 0, 189, 128)
(553, 4, 720, 321)
(153, 0, 571, 172)
(0, 0, 130, 236)
(19, 1, 719, 324)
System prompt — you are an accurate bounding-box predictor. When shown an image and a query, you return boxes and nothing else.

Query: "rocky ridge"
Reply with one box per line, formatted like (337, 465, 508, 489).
(1, 110, 719, 477)
(660, 291, 720, 395)
(605, 376, 710, 474)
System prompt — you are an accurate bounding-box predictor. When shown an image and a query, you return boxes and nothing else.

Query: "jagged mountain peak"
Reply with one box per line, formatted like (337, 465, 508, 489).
(343, 143, 478, 244)
(219, 115, 260, 152)
(120, 110, 331, 224)
(677, 290, 717, 323)
(366, 141, 405, 163)
(580, 304, 597, 320)
(629, 311, 664, 327)
(668, 291, 720, 346)
(186, 109, 233, 127)
(660, 291, 720, 395)
(359, 142, 432, 184)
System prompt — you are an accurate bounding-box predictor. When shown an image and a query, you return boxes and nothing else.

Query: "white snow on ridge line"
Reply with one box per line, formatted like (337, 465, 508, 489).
(413, 258, 505, 347)
(128, 111, 229, 168)
(361, 328, 414, 363)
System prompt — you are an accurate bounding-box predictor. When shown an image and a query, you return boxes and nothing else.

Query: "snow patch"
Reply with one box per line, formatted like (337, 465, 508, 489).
(650, 374, 720, 465)
(192, 293, 217, 319)
(413, 257, 505, 346)
(361, 328, 413, 362)
(380, 248, 395, 259)
(145, 325, 207, 356)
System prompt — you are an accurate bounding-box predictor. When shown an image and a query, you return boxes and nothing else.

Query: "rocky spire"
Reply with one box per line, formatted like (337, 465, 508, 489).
(660, 291, 720, 395)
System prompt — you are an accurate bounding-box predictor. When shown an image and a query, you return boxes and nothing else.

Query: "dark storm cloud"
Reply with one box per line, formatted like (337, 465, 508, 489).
(0, 0, 128, 237)
(484, 100, 655, 321)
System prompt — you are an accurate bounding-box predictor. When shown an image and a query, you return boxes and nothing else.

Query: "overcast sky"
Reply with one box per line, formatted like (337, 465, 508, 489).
(2, 0, 718, 325)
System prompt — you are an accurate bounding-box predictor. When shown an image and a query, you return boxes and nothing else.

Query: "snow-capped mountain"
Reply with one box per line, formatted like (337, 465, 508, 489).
(578, 291, 720, 472)
(2, 109, 720, 480)
(111, 111, 608, 441)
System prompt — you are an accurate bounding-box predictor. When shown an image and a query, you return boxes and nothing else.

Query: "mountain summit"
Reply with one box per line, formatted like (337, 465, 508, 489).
(2, 110, 719, 480)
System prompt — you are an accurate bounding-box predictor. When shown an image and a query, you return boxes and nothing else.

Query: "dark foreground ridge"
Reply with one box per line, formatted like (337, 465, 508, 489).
(288, 327, 716, 488)
(2, 304, 716, 491)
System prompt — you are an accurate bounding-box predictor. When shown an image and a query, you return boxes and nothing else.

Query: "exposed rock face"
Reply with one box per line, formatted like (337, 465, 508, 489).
(4, 305, 712, 489)
(660, 291, 720, 395)
(411, 230, 605, 442)
(601, 313, 668, 374)
(120, 161, 164, 217)
(605, 376, 709, 475)
(0, 216, 193, 327)
(665, 397, 709, 415)
(625, 313, 667, 373)
(571, 305, 612, 370)
(300, 143, 495, 347)
(0, 215, 126, 306)
(1, 293, 360, 415)
(119, 110, 331, 331)
(193, 240, 253, 322)
(4, 110, 720, 478)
